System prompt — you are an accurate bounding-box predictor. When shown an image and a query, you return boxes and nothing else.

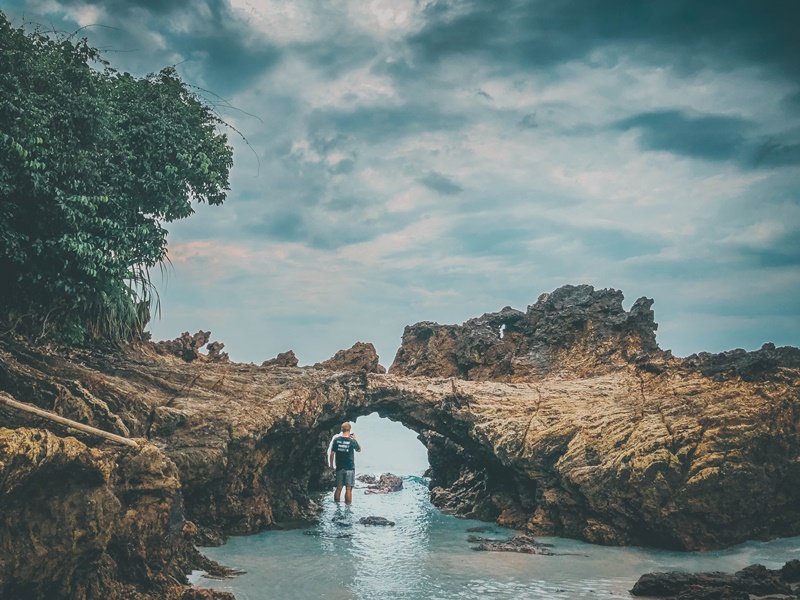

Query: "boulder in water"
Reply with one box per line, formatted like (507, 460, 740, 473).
(470, 533, 552, 555)
(466, 525, 494, 533)
(630, 562, 796, 597)
(359, 516, 395, 526)
(364, 473, 403, 494)
(303, 530, 353, 539)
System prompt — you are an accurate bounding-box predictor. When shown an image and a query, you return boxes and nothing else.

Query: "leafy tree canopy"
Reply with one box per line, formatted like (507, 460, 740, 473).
(0, 11, 233, 344)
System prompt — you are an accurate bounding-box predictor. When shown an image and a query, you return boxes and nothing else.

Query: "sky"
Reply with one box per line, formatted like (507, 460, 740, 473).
(4, 1, 799, 365)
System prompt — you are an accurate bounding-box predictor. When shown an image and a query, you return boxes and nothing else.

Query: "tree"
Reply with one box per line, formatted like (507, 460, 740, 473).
(0, 11, 233, 343)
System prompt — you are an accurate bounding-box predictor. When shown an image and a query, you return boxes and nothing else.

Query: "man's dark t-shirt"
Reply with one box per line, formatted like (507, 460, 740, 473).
(332, 435, 360, 470)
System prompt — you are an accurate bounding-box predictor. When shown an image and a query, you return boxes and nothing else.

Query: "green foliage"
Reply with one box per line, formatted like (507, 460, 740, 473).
(0, 11, 233, 344)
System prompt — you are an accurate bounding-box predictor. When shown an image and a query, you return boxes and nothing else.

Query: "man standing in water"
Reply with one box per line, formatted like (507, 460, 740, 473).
(329, 422, 362, 504)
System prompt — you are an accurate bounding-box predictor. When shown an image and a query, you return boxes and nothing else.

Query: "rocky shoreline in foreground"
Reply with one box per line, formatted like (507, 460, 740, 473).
(632, 560, 800, 599)
(1, 284, 799, 599)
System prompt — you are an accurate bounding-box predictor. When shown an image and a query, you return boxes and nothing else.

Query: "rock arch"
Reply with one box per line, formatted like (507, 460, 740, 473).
(2, 285, 800, 599)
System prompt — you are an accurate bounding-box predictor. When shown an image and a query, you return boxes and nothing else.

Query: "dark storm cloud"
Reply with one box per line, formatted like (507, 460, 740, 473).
(250, 211, 305, 242)
(518, 113, 538, 129)
(737, 230, 800, 268)
(616, 110, 800, 169)
(172, 32, 281, 94)
(615, 110, 750, 162)
(292, 37, 379, 79)
(783, 90, 800, 113)
(408, 0, 800, 79)
(27, 0, 281, 95)
(750, 139, 800, 169)
(57, 0, 200, 14)
(418, 172, 463, 196)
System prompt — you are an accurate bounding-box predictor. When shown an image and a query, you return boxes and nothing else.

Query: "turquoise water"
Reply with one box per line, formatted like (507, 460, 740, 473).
(194, 414, 800, 599)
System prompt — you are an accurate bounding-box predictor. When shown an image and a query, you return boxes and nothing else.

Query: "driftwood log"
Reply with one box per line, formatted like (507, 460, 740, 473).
(0, 393, 138, 447)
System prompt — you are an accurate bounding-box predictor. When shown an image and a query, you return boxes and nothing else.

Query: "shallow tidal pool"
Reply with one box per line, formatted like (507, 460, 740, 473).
(194, 474, 800, 600)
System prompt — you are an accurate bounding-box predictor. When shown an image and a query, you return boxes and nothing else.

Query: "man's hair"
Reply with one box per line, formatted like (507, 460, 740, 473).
(341, 422, 351, 433)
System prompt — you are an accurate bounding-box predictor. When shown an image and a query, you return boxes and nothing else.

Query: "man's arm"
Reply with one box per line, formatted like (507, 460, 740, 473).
(351, 434, 362, 452)
(327, 434, 338, 468)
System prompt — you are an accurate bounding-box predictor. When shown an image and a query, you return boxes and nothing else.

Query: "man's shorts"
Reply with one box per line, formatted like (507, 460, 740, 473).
(336, 469, 355, 488)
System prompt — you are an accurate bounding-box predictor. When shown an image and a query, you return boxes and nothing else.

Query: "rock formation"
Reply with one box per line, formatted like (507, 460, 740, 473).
(0, 422, 233, 600)
(1, 284, 799, 597)
(386, 286, 800, 550)
(631, 561, 800, 598)
(261, 350, 299, 368)
(314, 342, 386, 373)
(362, 473, 404, 494)
(468, 533, 553, 554)
(359, 516, 395, 526)
(390, 285, 661, 380)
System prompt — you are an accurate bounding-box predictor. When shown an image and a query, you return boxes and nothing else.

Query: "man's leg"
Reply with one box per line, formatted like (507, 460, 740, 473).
(344, 470, 355, 504)
(334, 468, 345, 502)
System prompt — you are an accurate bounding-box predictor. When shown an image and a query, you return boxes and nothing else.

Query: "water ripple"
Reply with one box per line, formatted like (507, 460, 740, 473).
(198, 475, 800, 600)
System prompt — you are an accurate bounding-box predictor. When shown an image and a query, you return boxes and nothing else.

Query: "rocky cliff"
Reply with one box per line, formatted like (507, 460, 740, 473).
(1, 285, 799, 598)
(0, 419, 233, 600)
(390, 285, 661, 380)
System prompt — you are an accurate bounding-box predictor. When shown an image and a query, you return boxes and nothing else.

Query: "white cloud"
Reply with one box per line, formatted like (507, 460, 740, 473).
(228, 0, 327, 43)
(5, 0, 799, 363)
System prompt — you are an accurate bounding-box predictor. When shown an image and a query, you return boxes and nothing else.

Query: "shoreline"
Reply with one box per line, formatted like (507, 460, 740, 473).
(192, 476, 800, 599)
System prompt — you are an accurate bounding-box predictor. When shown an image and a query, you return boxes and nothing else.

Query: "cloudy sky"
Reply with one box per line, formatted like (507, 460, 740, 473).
(5, 0, 799, 365)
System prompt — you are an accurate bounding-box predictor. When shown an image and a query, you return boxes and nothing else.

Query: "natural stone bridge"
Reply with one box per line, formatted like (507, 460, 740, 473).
(2, 285, 799, 599)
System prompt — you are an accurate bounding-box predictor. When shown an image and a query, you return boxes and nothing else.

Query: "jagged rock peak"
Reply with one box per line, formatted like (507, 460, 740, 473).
(261, 350, 299, 368)
(314, 342, 386, 374)
(685, 342, 800, 382)
(525, 284, 659, 353)
(390, 284, 660, 380)
(153, 331, 229, 363)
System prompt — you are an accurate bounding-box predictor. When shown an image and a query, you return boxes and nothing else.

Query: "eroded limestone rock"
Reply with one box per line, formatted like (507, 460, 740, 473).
(153, 331, 229, 364)
(154, 330, 211, 362)
(205, 341, 229, 363)
(261, 350, 299, 368)
(0, 426, 226, 600)
(315, 342, 386, 373)
(390, 285, 662, 380)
